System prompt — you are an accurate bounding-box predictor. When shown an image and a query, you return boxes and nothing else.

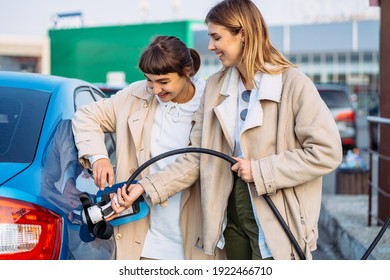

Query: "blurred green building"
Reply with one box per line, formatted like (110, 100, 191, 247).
(49, 19, 380, 113)
(49, 20, 204, 85)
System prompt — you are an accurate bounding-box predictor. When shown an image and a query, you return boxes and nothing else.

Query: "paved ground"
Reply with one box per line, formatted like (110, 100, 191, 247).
(319, 194, 390, 260)
(313, 221, 346, 260)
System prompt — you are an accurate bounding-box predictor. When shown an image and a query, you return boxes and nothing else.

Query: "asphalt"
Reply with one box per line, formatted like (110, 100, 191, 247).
(312, 171, 390, 260)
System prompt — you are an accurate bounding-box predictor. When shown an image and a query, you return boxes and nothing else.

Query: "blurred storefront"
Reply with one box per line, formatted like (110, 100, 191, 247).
(198, 19, 380, 114)
(0, 35, 50, 74)
(2, 18, 380, 114)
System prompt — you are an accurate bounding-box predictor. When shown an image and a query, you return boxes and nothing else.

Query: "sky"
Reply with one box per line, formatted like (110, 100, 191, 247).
(0, 0, 380, 37)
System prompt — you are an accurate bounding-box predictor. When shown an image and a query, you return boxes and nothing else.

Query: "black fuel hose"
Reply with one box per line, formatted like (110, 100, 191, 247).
(124, 147, 306, 260)
(361, 213, 390, 260)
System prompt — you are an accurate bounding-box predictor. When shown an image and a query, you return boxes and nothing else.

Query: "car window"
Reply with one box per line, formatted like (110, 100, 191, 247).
(318, 90, 351, 108)
(100, 87, 121, 97)
(74, 87, 104, 109)
(0, 87, 50, 163)
(94, 83, 124, 97)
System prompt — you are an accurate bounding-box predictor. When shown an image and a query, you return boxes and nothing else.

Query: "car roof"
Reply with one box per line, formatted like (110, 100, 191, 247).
(315, 83, 350, 92)
(0, 71, 94, 92)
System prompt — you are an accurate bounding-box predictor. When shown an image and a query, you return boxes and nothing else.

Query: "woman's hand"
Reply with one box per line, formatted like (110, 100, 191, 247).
(108, 183, 146, 219)
(231, 157, 253, 183)
(92, 158, 114, 191)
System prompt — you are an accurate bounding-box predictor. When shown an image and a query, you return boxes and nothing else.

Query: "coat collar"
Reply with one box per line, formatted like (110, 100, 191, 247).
(242, 70, 282, 132)
(254, 70, 282, 103)
(214, 67, 282, 150)
(131, 81, 154, 101)
(219, 67, 282, 101)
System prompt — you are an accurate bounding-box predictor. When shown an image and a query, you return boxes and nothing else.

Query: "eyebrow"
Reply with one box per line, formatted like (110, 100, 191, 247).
(143, 74, 170, 82)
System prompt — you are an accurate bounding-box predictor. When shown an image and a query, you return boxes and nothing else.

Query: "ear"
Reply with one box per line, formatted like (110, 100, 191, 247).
(240, 28, 245, 42)
(183, 66, 192, 78)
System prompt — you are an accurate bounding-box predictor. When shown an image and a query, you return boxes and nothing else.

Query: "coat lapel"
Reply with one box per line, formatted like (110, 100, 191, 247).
(214, 67, 240, 152)
(242, 72, 282, 133)
(128, 109, 147, 151)
(241, 100, 263, 132)
(127, 93, 156, 166)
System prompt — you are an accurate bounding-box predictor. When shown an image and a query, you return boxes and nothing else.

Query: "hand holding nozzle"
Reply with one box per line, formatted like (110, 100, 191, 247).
(108, 183, 146, 219)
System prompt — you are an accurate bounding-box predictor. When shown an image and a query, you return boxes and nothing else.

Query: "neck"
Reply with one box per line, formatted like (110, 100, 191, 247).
(174, 80, 195, 104)
(237, 65, 253, 90)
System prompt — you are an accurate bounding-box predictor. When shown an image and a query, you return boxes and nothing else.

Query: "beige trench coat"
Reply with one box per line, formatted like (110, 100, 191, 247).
(139, 67, 343, 260)
(72, 80, 225, 260)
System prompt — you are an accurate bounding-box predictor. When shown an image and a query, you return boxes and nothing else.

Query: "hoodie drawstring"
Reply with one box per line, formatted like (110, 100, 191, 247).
(158, 103, 181, 140)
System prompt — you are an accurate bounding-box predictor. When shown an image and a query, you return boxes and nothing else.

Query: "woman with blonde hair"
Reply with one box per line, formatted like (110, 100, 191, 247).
(115, 0, 343, 260)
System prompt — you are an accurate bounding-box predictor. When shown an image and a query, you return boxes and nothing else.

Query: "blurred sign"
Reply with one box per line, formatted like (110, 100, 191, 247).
(51, 12, 84, 29)
(369, 0, 380, 6)
(348, 74, 370, 85)
(106, 71, 126, 87)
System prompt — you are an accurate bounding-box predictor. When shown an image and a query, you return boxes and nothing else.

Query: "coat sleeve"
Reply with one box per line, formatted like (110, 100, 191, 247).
(251, 71, 343, 196)
(71, 87, 128, 168)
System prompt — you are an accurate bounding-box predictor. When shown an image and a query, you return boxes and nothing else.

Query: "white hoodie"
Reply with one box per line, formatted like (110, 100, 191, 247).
(141, 75, 205, 260)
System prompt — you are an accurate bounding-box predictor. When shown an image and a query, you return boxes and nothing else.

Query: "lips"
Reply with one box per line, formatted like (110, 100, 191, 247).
(216, 52, 224, 61)
(158, 92, 169, 98)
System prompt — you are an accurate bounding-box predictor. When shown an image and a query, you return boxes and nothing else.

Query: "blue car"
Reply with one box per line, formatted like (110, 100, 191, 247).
(0, 71, 116, 259)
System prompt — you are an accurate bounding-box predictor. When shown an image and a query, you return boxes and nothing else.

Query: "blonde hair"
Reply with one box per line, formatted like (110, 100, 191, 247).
(205, 0, 294, 83)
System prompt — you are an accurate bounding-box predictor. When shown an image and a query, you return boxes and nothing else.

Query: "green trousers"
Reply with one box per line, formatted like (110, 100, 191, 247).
(224, 174, 272, 260)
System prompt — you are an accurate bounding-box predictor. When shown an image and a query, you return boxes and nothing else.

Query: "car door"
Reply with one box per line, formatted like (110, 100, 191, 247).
(40, 87, 117, 259)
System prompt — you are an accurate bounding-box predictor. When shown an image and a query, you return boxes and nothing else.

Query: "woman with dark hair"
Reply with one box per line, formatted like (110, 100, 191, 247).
(120, 0, 342, 260)
(72, 36, 225, 260)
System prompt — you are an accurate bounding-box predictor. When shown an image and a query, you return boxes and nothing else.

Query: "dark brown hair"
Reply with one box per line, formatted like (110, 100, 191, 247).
(139, 35, 201, 77)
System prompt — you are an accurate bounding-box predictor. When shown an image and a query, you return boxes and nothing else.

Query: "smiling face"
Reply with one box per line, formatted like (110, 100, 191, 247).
(144, 72, 193, 104)
(207, 22, 244, 67)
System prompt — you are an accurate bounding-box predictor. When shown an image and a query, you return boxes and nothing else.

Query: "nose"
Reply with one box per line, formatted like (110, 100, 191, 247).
(152, 85, 162, 94)
(208, 39, 215, 51)
(147, 83, 162, 95)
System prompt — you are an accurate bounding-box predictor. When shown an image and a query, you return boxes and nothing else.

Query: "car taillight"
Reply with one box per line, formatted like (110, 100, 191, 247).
(0, 197, 62, 260)
(342, 137, 355, 145)
(336, 110, 355, 123)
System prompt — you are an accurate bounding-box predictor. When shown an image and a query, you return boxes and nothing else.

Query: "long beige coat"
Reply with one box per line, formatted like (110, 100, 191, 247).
(72, 80, 225, 260)
(139, 67, 343, 260)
